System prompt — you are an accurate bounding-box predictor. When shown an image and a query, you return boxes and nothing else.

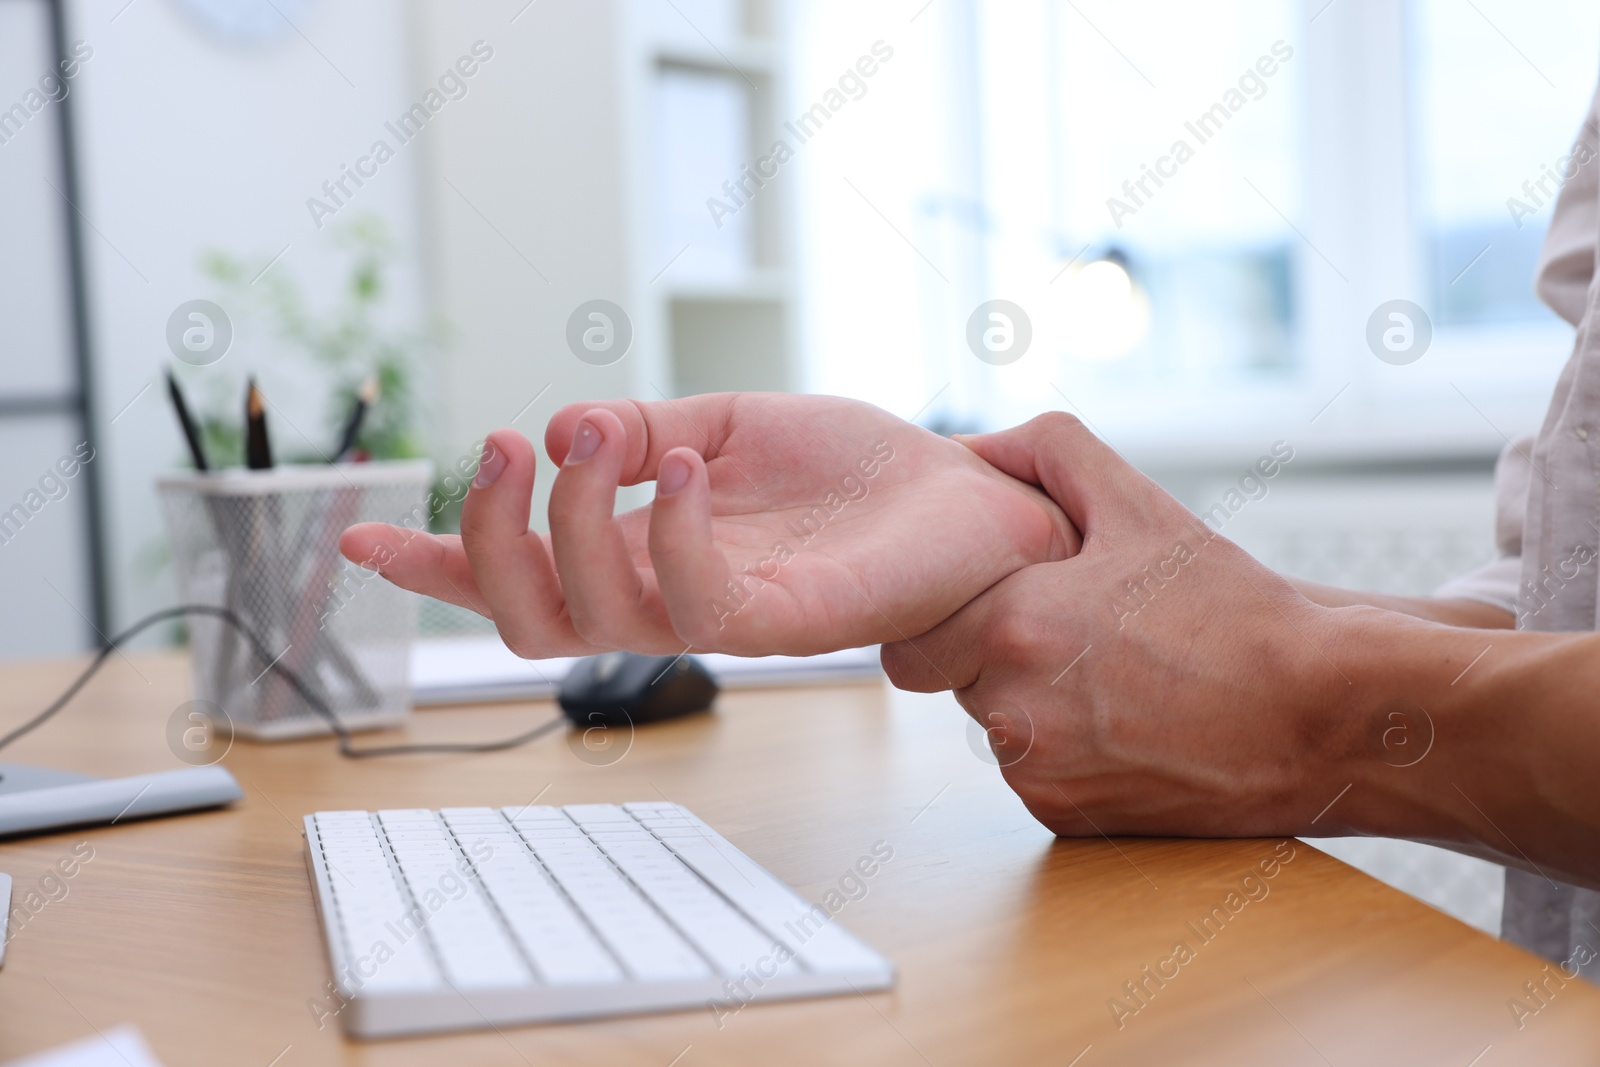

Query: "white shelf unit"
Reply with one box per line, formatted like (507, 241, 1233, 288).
(628, 0, 799, 399)
(406, 0, 799, 551)
(409, 0, 798, 481)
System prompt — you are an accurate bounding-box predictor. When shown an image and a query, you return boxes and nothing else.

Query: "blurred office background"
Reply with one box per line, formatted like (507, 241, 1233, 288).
(3, 0, 1594, 936)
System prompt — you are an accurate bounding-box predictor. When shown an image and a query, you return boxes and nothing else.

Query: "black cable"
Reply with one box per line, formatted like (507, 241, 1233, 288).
(0, 604, 565, 758)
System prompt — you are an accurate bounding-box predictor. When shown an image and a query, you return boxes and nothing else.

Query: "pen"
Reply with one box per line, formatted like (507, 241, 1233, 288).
(165, 370, 209, 471)
(245, 378, 274, 470)
(333, 375, 377, 462)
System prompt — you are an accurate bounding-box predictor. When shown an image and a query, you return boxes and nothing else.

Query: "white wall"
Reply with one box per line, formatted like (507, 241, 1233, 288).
(65, 0, 426, 640)
(408, 0, 657, 527)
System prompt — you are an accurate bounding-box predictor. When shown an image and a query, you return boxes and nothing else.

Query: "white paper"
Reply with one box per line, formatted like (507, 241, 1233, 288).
(410, 636, 882, 706)
(4, 1026, 166, 1067)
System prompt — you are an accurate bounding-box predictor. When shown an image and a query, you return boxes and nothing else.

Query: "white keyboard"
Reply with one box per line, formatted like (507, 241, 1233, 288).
(302, 803, 894, 1037)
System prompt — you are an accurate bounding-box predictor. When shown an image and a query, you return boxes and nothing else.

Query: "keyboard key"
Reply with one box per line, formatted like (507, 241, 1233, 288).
(529, 848, 709, 981)
(563, 804, 636, 825)
(661, 839, 887, 975)
(467, 853, 624, 984)
(592, 835, 790, 976)
(387, 849, 530, 988)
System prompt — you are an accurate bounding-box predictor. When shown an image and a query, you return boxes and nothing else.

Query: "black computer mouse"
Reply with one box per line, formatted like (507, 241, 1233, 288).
(557, 652, 720, 727)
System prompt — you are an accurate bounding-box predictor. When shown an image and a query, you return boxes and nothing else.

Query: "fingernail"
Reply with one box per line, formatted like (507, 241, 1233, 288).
(568, 419, 602, 463)
(472, 445, 507, 488)
(657, 454, 690, 496)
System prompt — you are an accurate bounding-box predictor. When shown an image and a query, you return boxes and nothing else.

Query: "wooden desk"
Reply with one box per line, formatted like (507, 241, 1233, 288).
(0, 653, 1595, 1066)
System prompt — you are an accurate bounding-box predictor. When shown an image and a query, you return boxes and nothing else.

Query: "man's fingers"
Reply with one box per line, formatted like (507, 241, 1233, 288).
(339, 524, 490, 617)
(547, 408, 678, 651)
(460, 428, 590, 658)
(879, 597, 991, 693)
(957, 411, 1145, 534)
(647, 447, 740, 648)
(545, 393, 741, 485)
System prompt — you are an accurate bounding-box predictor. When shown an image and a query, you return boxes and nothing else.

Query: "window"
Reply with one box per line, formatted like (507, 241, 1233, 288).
(793, 0, 1600, 451)
(1410, 0, 1600, 327)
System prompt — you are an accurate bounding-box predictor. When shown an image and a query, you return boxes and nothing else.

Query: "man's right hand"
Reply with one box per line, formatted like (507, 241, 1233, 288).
(882, 412, 1600, 888)
(882, 412, 1354, 839)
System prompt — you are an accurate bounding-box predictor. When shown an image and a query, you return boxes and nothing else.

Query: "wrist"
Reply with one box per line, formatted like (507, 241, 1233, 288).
(1311, 607, 1492, 843)
(1312, 609, 1600, 886)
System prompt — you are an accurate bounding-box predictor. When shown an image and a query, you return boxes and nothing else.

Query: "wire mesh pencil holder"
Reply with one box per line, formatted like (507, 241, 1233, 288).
(158, 462, 434, 740)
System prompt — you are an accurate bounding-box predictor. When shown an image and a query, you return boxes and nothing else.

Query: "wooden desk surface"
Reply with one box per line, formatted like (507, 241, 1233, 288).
(0, 652, 1595, 1066)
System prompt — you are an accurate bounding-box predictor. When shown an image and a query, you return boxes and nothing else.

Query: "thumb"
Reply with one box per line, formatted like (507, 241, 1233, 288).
(956, 411, 1146, 536)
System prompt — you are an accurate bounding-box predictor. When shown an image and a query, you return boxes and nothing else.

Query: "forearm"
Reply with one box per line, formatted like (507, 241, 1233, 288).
(1316, 607, 1600, 888)
(1291, 577, 1514, 629)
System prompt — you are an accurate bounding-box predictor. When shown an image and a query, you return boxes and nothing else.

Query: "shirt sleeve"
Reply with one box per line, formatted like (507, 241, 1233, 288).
(1433, 436, 1533, 616)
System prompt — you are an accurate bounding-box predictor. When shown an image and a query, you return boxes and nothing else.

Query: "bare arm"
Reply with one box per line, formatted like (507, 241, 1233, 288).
(1289, 578, 1515, 629)
(1328, 609, 1600, 888)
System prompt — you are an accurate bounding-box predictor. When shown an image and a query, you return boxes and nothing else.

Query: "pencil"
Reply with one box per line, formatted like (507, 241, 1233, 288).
(165, 370, 209, 471)
(245, 378, 274, 470)
(333, 375, 378, 462)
